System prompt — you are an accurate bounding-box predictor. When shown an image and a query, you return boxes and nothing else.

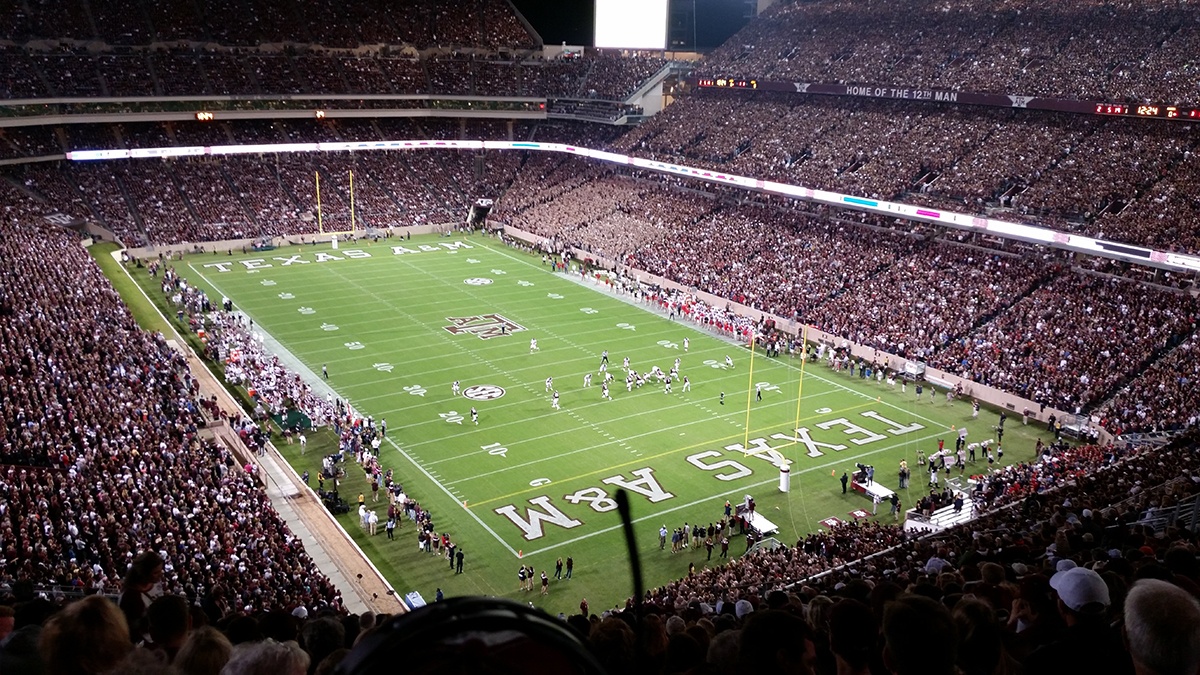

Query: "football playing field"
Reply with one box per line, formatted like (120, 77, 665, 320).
(173, 233, 1054, 614)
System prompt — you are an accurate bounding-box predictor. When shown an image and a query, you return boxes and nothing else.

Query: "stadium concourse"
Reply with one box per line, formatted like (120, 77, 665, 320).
(3, 0, 1200, 673)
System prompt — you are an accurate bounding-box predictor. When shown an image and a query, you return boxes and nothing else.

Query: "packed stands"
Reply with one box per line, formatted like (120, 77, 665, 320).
(0, 207, 343, 614)
(494, 155, 1200, 423)
(4, 0, 537, 49)
(3, 1, 1200, 673)
(615, 90, 1200, 254)
(698, 0, 1200, 104)
(0, 47, 664, 101)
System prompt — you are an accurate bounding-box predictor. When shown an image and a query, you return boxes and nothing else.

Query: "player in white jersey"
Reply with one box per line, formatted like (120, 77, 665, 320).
(683, 338, 689, 352)
(583, 373, 592, 387)
(682, 376, 691, 392)
(725, 355, 733, 368)
(622, 357, 630, 370)
(471, 408, 478, 425)
(552, 390, 560, 409)
(530, 338, 538, 353)
(599, 362, 607, 374)
(452, 380, 460, 396)
(604, 371, 614, 384)
(664, 377, 672, 394)
(545, 376, 553, 392)
(674, 357, 681, 370)
(602, 383, 611, 400)
(626, 373, 634, 392)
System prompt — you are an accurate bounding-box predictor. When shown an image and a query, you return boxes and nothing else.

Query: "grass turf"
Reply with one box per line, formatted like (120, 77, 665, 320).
(144, 233, 1055, 615)
(89, 241, 174, 335)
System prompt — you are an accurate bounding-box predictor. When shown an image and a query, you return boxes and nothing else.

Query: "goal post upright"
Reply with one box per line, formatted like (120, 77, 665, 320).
(743, 333, 756, 453)
(349, 169, 356, 233)
(315, 171, 324, 234)
(794, 323, 809, 437)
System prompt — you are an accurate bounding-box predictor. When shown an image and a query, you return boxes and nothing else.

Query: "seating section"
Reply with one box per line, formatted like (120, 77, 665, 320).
(493, 155, 1200, 427)
(699, 0, 1199, 104)
(616, 91, 1200, 255)
(4, 5, 1200, 670)
(4, 0, 536, 48)
(0, 207, 342, 613)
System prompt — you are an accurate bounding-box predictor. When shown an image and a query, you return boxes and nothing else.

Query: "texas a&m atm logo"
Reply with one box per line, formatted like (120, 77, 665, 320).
(443, 314, 526, 340)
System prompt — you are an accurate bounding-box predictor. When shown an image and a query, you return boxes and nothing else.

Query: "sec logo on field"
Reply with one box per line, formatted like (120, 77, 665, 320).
(463, 385, 506, 401)
(464, 278, 494, 286)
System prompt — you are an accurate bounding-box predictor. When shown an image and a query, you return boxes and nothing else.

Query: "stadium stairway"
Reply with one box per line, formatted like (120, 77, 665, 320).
(903, 500, 975, 533)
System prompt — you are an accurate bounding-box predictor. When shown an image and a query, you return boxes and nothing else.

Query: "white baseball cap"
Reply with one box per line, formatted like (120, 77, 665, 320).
(1050, 567, 1110, 612)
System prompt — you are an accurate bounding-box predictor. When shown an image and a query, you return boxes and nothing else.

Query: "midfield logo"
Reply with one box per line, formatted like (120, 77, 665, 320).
(443, 314, 526, 340)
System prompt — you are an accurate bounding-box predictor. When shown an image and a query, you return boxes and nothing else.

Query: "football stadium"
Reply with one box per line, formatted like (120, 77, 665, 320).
(2, 1, 1199, 674)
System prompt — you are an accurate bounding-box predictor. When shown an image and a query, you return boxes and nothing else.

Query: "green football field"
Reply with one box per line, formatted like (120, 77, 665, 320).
(173, 233, 1056, 614)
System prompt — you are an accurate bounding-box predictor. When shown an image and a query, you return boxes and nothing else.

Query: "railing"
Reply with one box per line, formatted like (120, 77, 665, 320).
(1132, 487, 1200, 530)
(0, 582, 120, 600)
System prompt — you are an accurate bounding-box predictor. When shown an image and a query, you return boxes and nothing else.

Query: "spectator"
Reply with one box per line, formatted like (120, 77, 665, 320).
(174, 627, 233, 675)
(145, 595, 193, 662)
(882, 595, 957, 675)
(1123, 579, 1200, 675)
(120, 553, 165, 642)
(1024, 567, 1134, 675)
(739, 610, 817, 674)
(39, 596, 131, 675)
(299, 617, 345, 675)
(828, 599, 875, 675)
(953, 598, 1020, 675)
(220, 640, 309, 675)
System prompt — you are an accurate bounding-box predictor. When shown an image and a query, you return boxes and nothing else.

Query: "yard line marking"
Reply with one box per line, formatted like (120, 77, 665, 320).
(408, 390, 841, 460)
(394, 245, 808, 452)
(386, 436, 519, 557)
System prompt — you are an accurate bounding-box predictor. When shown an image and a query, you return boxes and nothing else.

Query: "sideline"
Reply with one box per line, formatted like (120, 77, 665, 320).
(100, 245, 402, 615)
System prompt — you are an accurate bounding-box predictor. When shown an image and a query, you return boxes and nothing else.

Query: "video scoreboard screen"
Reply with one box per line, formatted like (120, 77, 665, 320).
(595, 0, 669, 50)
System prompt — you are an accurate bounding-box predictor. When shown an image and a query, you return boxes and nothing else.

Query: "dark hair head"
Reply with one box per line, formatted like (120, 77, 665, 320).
(739, 610, 814, 672)
(953, 597, 1005, 675)
(301, 616, 346, 665)
(146, 594, 191, 646)
(883, 595, 957, 675)
(829, 599, 876, 671)
(123, 553, 164, 588)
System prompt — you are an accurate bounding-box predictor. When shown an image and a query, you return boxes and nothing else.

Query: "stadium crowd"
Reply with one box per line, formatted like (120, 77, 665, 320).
(496, 160, 1200, 423)
(616, 90, 1200, 255)
(4, 2, 1200, 673)
(3, 0, 535, 49)
(0, 47, 661, 102)
(586, 430, 1200, 675)
(11, 429, 1195, 675)
(699, 0, 1199, 104)
(0, 215, 344, 620)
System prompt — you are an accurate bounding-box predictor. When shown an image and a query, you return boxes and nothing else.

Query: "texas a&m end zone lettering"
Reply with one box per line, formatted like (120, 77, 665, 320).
(443, 314, 526, 340)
